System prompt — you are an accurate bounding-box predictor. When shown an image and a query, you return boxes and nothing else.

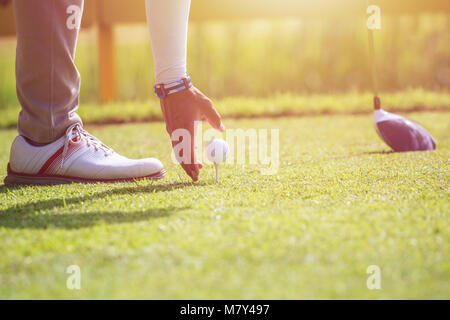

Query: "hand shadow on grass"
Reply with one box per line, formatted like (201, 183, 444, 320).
(0, 181, 203, 230)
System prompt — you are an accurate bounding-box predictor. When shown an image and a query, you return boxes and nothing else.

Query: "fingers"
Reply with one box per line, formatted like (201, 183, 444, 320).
(161, 86, 223, 181)
(183, 128, 200, 181)
(171, 120, 202, 182)
(181, 163, 200, 182)
(197, 93, 225, 132)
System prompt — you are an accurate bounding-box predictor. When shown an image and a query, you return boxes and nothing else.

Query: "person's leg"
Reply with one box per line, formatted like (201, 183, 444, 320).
(6, 0, 165, 185)
(14, 0, 83, 144)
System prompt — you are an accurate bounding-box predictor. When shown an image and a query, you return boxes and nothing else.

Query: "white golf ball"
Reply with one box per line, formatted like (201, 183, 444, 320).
(205, 139, 229, 164)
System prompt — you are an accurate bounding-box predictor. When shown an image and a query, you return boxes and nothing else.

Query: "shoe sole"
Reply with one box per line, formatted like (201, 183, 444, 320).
(4, 169, 166, 185)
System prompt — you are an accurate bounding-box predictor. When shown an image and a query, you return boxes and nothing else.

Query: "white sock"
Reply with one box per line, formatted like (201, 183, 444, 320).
(145, 0, 190, 84)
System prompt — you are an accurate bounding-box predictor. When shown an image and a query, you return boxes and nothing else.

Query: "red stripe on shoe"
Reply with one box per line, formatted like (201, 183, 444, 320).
(38, 145, 64, 174)
(44, 141, 86, 175)
(37, 137, 86, 175)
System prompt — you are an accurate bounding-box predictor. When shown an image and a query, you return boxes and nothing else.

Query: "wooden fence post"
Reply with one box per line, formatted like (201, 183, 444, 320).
(98, 24, 117, 103)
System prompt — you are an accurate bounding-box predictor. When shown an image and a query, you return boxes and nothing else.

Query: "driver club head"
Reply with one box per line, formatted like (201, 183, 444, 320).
(374, 108, 436, 152)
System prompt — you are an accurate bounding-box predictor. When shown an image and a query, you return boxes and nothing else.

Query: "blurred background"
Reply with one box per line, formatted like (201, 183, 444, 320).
(0, 0, 449, 115)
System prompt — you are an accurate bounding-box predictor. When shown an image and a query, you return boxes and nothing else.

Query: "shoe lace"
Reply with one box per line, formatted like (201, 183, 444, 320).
(60, 124, 113, 168)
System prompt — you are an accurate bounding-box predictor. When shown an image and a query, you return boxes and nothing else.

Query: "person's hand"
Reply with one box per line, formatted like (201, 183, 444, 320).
(159, 86, 225, 181)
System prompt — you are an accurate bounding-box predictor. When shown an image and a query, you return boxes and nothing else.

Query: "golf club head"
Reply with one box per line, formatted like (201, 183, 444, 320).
(374, 109, 436, 152)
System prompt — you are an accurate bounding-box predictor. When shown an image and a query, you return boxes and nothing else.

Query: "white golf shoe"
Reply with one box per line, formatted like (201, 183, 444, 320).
(5, 124, 165, 185)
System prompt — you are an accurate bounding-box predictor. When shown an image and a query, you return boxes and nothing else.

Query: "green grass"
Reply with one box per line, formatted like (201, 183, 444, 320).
(0, 89, 449, 128)
(0, 111, 449, 299)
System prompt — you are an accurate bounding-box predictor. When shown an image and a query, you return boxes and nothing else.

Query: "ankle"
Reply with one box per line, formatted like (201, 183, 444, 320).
(22, 136, 51, 147)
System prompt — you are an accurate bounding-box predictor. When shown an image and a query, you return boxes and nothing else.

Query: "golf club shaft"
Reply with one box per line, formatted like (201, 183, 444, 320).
(366, 0, 381, 110)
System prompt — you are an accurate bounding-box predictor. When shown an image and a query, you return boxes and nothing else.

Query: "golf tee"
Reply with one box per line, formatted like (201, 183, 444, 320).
(214, 163, 219, 183)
